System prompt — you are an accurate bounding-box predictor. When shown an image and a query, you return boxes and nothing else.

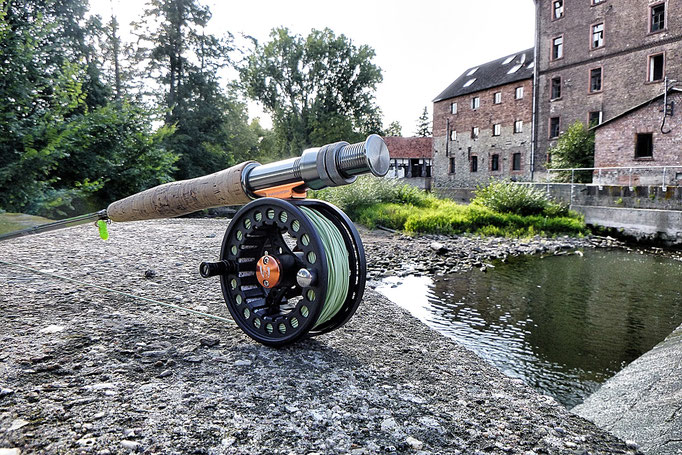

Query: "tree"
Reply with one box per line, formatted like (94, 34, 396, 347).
(0, 0, 178, 215)
(548, 121, 595, 183)
(385, 121, 402, 137)
(415, 106, 431, 137)
(132, 0, 258, 179)
(240, 27, 384, 156)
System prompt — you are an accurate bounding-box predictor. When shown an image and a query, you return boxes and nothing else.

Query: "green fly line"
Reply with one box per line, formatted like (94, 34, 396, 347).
(299, 206, 349, 329)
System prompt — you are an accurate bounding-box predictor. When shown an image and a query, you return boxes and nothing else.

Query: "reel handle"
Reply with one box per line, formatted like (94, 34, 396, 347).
(106, 135, 390, 223)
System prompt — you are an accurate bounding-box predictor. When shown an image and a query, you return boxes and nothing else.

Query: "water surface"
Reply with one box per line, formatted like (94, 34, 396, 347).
(377, 249, 682, 408)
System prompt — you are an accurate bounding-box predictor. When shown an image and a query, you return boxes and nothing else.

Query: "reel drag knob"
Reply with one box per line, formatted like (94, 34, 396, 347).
(256, 255, 281, 289)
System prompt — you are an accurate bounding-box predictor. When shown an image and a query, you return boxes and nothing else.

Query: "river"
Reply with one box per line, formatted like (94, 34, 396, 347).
(377, 248, 682, 408)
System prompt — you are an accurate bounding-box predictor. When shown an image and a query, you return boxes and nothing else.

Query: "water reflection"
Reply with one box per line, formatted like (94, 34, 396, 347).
(376, 249, 682, 408)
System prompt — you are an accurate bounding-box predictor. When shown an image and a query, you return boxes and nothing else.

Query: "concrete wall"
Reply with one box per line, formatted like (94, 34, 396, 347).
(535, 0, 682, 171)
(528, 183, 682, 210)
(392, 176, 431, 191)
(576, 205, 682, 242)
(437, 182, 682, 243)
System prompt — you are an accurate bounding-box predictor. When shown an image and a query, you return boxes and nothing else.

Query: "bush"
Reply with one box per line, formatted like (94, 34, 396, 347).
(471, 181, 570, 218)
(310, 176, 434, 217)
(311, 178, 587, 238)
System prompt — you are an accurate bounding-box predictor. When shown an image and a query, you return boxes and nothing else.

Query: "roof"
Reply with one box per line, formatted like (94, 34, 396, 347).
(382, 136, 433, 159)
(592, 87, 682, 130)
(433, 48, 535, 102)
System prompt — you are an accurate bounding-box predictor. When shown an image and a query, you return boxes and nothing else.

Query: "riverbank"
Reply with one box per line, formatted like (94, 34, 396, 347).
(573, 322, 682, 455)
(0, 219, 641, 454)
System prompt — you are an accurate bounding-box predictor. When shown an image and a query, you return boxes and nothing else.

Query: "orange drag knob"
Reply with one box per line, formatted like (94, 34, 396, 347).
(256, 255, 282, 289)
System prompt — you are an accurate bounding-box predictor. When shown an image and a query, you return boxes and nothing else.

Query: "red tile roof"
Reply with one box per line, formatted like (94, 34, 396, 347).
(382, 137, 433, 159)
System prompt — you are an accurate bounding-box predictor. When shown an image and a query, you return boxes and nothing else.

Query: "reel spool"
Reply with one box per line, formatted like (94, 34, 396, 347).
(200, 198, 366, 346)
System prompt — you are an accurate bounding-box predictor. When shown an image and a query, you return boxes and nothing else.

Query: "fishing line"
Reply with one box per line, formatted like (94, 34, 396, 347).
(299, 206, 350, 329)
(0, 259, 236, 325)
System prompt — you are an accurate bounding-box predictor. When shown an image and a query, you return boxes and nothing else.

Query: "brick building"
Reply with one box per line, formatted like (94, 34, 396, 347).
(383, 136, 433, 190)
(592, 88, 682, 185)
(534, 0, 682, 176)
(431, 49, 535, 193)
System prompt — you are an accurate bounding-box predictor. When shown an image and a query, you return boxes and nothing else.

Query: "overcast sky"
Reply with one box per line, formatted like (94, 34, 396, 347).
(89, 0, 536, 136)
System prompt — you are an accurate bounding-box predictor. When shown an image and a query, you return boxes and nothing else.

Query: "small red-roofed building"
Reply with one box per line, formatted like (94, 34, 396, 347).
(382, 136, 433, 190)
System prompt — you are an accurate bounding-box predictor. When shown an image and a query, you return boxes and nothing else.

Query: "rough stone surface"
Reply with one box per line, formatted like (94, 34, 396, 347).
(574, 322, 682, 455)
(0, 218, 643, 454)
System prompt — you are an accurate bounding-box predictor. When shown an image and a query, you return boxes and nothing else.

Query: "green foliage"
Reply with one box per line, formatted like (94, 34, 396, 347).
(385, 121, 402, 137)
(312, 178, 586, 238)
(548, 121, 595, 183)
(240, 27, 384, 156)
(132, 0, 259, 180)
(415, 106, 431, 137)
(471, 181, 569, 217)
(310, 176, 434, 218)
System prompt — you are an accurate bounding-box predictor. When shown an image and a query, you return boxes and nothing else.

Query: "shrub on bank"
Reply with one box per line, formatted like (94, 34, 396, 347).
(311, 177, 586, 237)
(471, 180, 569, 217)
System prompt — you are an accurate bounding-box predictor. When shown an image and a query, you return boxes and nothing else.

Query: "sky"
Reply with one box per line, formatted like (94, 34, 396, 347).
(88, 0, 536, 136)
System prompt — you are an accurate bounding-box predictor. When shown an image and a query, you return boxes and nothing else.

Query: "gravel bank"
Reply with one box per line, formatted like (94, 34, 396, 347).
(0, 218, 639, 454)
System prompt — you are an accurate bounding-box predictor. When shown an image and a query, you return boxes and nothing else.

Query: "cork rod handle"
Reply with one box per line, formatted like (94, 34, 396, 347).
(106, 161, 255, 222)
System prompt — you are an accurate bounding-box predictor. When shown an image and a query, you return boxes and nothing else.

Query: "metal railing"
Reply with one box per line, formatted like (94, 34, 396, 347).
(544, 165, 682, 204)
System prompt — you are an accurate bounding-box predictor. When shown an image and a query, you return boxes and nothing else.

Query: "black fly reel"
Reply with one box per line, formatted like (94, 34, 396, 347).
(200, 198, 366, 346)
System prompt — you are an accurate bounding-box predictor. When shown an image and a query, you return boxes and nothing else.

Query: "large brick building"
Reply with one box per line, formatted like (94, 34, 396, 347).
(534, 0, 682, 176)
(431, 49, 535, 192)
(432, 1, 681, 191)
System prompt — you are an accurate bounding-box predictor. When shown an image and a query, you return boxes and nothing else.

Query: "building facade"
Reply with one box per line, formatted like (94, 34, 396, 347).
(383, 136, 433, 190)
(432, 49, 535, 192)
(534, 0, 682, 175)
(593, 88, 682, 186)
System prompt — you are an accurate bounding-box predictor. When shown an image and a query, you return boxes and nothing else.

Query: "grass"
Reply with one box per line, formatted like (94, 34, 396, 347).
(0, 213, 53, 235)
(311, 177, 587, 238)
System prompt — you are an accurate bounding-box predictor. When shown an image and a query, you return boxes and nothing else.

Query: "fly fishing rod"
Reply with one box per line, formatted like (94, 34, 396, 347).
(1, 135, 390, 347)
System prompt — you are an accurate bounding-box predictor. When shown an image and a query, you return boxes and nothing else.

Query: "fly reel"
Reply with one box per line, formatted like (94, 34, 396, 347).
(200, 198, 366, 346)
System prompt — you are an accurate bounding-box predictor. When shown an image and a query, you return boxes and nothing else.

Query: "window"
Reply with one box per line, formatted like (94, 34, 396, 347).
(471, 127, 479, 139)
(471, 97, 480, 109)
(552, 36, 563, 60)
(592, 23, 604, 49)
(514, 120, 523, 133)
(553, 0, 564, 19)
(512, 153, 522, 171)
(491, 154, 500, 171)
(588, 111, 602, 126)
(550, 117, 560, 138)
(471, 156, 478, 172)
(494, 92, 502, 104)
(449, 157, 456, 174)
(590, 68, 603, 92)
(515, 86, 524, 99)
(463, 78, 476, 88)
(551, 77, 562, 99)
(450, 102, 458, 114)
(651, 3, 665, 33)
(635, 133, 653, 158)
(450, 130, 457, 141)
(649, 53, 664, 82)
(493, 124, 501, 136)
